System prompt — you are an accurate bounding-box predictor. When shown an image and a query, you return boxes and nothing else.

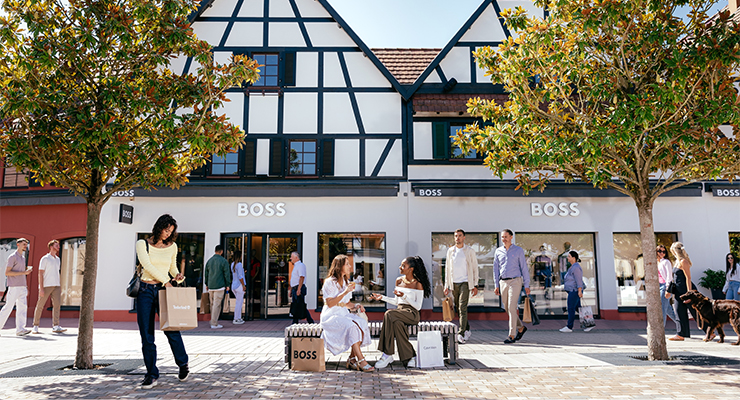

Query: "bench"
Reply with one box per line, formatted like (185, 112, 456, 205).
(285, 321, 458, 367)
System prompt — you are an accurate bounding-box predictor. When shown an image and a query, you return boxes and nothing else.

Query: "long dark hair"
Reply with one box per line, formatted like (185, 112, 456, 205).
(405, 256, 431, 298)
(326, 254, 349, 286)
(151, 214, 178, 245)
(727, 253, 738, 276)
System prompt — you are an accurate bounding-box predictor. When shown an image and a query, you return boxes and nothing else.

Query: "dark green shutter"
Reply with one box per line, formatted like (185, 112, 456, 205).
(432, 122, 447, 160)
(269, 139, 284, 177)
(321, 139, 334, 176)
(242, 138, 256, 177)
(283, 52, 296, 87)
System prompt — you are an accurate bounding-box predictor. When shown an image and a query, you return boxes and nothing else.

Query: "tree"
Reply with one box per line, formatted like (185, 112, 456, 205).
(457, 0, 740, 360)
(0, 0, 259, 368)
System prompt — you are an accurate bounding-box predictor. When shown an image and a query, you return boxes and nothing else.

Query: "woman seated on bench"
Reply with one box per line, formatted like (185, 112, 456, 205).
(320, 254, 374, 372)
(370, 256, 431, 368)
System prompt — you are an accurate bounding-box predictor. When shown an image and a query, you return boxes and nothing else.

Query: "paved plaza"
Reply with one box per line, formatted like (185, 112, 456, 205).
(1, 318, 739, 399)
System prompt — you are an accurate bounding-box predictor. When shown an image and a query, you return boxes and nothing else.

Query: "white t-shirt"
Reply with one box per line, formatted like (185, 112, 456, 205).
(39, 253, 61, 287)
(452, 246, 469, 283)
(291, 260, 307, 287)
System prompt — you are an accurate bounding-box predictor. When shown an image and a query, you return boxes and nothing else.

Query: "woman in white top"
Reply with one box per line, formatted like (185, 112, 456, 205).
(320, 255, 374, 372)
(370, 256, 431, 369)
(230, 250, 246, 324)
(723, 253, 740, 300)
(656, 245, 678, 335)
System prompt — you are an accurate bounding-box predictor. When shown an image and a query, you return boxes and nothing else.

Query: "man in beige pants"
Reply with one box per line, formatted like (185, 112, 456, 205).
(493, 229, 530, 344)
(32, 240, 66, 334)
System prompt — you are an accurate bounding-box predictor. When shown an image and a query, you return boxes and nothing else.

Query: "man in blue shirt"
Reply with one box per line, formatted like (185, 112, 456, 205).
(493, 229, 530, 344)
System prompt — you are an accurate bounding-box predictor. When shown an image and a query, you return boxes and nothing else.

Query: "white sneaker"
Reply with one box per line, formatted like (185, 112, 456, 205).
(233, 319, 245, 325)
(211, 324, 223, 329)
(583, 327, 594, 332)
(456, 333, 466, 344)
(16, 329, 32, 336)
(559, 327, 573, 333)
(406, 357, 417, 368)
(52, 326, 67, 333)
(374, 353, 393, 369)
(463, 330, 471, 341)
(32, 326, 40, 334)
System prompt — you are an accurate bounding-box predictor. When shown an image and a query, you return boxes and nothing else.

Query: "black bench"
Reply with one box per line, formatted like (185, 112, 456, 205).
(285, 321, 458, 367)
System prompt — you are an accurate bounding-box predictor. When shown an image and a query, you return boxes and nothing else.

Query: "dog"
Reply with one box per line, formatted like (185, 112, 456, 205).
(679, 290, 740, 345)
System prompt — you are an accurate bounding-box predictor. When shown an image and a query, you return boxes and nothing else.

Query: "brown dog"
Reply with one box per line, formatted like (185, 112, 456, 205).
(680, 290, 740, 345)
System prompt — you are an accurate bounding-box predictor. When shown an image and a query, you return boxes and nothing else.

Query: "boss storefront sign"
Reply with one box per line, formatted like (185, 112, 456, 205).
(237, 202, 286, 217)
(712, 187, 740, 197)
(531, 202, 580, 217)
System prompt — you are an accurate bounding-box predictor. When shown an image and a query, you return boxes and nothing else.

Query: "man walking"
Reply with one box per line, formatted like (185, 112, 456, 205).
(443, 229, 479, 344)
(289, 251, 314, 324)
(204, 245, 231, 329)
(493, 229, 531, 344)
(0, 238, 33, 336)
(32, 240, 66, 334)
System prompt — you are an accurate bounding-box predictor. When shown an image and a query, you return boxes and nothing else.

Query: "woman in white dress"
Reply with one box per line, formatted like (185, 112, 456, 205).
(320, 254, 374, 372)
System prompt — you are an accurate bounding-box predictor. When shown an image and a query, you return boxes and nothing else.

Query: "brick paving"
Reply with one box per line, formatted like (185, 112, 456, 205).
(2, 318, 740, 399)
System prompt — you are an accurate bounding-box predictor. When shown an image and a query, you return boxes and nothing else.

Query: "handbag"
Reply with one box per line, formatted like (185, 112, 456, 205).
(579, 305, 596, 329)
(126, 240, 149, 298)
(666, 282, 677, 295)
(442, 297, 453, 322)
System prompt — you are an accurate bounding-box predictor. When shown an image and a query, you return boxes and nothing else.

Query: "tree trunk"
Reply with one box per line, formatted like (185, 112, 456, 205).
(637, 200, 669, 360)
(74, 200, 103, 369)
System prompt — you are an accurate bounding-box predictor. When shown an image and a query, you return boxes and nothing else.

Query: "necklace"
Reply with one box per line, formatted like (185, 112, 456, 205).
(402, 276, 416, 285)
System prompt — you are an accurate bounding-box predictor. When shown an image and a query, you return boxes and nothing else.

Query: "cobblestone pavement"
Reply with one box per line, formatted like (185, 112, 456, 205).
(2, 318, 740, 399)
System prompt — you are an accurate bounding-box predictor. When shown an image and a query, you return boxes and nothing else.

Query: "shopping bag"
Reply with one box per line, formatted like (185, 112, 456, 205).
(290, 337, 326, 371)
(442, 297, 453, 322)
(522, 296, 532, 323)
(200, 291, 210, 314)
(530, 296, 540, 326)
(159, 286, 198, 331)
(222, 293, 231, 314)
(579, 305, 596, 329)
(417, 331, 445, 368)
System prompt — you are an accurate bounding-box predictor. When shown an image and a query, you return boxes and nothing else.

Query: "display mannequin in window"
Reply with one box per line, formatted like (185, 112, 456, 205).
(443, 229, 479, 344)
(0, 238, 32, 336)
(31, 240, 66, 334)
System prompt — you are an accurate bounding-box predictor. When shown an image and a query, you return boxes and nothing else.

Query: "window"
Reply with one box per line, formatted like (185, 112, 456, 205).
(0, 239, 26, 294)
(516, 233, 599, 316)
(60, 238, 85, 306)
(431, 232, 498, 308)
(252, 53, 279, 87)
(3, 163, 29, 188)
(210, 151, 239, 176)
(730, 233, 740, 256)
(289, 140, 317, 176)
(613, 233, 677, 308)
(450, 125, 476, 159)
(318, 233, 385, 308)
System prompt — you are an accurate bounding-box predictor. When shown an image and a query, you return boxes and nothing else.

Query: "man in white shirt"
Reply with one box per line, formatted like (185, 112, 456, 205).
(289, 252, 314, 324)
(32, 240, 66, 334)
(444, 229, 479, 344)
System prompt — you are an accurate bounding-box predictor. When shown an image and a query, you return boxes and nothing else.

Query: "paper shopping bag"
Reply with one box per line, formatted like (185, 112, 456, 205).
(522, 296, 532, 323)
(159, 287, 198, 331)
(200, 291, 210, 314)
(417, 331, 445, 368)
(222, 293, 231, 314)
(290, 338, 326, 371)
(442, 297, 453, 322)
(579, 305, 596, 329)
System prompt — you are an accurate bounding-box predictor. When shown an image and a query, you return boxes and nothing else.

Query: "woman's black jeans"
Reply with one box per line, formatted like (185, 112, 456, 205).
(137, 282, 188, 379)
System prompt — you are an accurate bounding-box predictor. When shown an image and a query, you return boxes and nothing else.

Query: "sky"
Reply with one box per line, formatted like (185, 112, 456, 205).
(327, 0, 729, 48)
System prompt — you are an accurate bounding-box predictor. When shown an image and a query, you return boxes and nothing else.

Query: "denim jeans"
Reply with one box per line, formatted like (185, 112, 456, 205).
(137, 282, 188, 379)
(566, 290, 581, 329)
(659, 283, 679, 333)
(726, 281, 740, 301)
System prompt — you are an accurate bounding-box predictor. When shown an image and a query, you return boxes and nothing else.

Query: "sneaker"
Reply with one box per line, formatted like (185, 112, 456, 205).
(232, 319, 245, 325)
(210, 324, 223, 329)
(456, 333, 466, 344)
(406, 357, 417, 368)
(16, 329, 32, 336)
(140, 376, 157, 389)
(583, 327, 594, 332)
(32, 326, 40, 334)
(559, 326, 573, 333)
(52, 326, 67, 333)
(463, 330, 471, 342)
(374, 353, 393, 369)
(178, 364, 190, 382)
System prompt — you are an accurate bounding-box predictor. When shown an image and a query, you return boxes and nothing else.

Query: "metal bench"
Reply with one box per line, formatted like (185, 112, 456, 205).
(285, 321, 458, 367)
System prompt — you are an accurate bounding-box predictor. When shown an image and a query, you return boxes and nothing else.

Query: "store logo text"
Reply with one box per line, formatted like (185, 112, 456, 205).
(531, 202, 580, 217)
(237, 202, 286, 217)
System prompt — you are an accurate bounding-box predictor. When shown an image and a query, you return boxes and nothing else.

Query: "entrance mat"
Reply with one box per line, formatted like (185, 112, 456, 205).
(582, 352, 740, 367)
(0, 359, 144, 378)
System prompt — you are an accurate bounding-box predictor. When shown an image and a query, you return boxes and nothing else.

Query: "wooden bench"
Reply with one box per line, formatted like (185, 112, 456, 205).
(285, 321, 458, 367)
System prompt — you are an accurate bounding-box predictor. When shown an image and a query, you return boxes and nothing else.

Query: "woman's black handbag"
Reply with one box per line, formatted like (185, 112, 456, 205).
(126, 241, 149, 298)
(666, 282, 677, 295)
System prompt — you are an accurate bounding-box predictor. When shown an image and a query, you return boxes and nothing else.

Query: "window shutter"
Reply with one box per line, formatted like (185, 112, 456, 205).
(269, 138, 284, 177)
(242, 138, 257, 177)
(283, 52, 296, 87)
(432, 122, 447, 160)
(321, 139, 334, 177)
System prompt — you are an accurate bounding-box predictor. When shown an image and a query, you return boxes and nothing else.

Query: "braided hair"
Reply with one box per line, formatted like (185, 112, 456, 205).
(405, 256, 431, 298)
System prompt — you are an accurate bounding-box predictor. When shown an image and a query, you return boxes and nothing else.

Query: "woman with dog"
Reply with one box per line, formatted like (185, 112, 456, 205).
(723, 253, 740, 301)
(657, 245, 679, 335)
(669, 242, 708, 341)
(370, 256, 431, 369)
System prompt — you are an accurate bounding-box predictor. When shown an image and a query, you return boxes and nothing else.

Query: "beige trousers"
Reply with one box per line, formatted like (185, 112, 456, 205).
(33, 286, 61, 327)
(209, 289, 225, 326)
(500, 277, 523, 338)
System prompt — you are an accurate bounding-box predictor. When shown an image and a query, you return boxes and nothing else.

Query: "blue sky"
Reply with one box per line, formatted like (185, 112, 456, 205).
(327, 0, 728, 48)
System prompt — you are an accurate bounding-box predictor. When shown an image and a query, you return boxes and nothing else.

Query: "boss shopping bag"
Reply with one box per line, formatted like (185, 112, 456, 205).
(159, 286, 198, 331)
(290, 337, 326, 371)
(417, 331, 445, 368)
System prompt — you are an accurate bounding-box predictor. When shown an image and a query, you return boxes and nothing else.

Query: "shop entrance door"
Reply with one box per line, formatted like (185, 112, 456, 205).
(222, 233, 300, 320)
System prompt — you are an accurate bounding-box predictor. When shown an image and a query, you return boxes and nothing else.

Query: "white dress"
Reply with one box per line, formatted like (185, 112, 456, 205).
(320, 277, 372, 356)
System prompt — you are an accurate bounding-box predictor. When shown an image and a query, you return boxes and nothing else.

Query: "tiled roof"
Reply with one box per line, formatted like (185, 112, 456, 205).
(372, 48, 441, 85)
(412, 93, 508, 114)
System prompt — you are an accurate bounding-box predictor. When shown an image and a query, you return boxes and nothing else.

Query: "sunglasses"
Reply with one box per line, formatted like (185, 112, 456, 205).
(657, 250, 666, 253)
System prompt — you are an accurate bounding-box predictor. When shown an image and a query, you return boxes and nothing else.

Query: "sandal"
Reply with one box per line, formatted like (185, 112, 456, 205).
(355, 358, 375, 372)
(668, 335, 684, 341)
(346, 356, 358, 370)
